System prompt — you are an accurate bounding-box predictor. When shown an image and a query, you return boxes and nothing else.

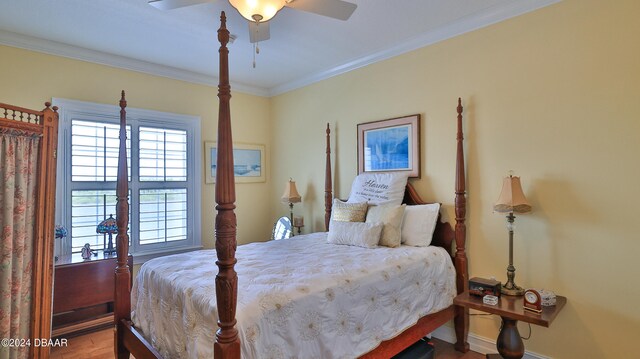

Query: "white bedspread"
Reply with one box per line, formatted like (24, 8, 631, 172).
(131, 232, 456, 359)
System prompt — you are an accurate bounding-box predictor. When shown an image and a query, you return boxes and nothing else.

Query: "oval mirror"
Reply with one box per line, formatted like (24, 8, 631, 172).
(272, 216, 293, 240)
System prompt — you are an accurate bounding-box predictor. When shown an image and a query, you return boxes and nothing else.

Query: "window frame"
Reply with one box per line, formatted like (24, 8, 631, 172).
(54, 98, 202, 264)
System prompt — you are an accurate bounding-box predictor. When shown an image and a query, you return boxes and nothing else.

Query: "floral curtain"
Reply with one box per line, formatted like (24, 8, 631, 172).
(0, 129, 40, 359)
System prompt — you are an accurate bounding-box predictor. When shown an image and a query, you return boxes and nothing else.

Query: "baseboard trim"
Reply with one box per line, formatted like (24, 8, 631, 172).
(52, 314, 113, 338)
(431, 326, 551, 359)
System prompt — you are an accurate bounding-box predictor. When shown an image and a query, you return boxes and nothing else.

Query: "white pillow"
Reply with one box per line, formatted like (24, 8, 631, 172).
(401, 203, 440, 246)
(347, 172, 409, 206)
(366, 204, 406, 248)
(327, 221, 383, 248)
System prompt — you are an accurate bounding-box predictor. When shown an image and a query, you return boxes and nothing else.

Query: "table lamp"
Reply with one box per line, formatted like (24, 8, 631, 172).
(97, 214, 118, 256)
(281, 178, 302, 234)
(494, 173, 532, 296)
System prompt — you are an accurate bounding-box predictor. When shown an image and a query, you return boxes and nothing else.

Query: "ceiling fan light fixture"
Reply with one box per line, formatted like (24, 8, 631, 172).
(229, 0, 286, 22)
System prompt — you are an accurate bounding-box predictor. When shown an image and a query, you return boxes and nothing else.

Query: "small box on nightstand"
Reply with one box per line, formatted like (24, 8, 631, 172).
(469, 277, 501, 297)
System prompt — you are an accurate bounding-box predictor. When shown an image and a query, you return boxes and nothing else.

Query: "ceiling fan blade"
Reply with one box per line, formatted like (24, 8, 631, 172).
(148, 0, 213, 10)
(285, 0, 356, 21)
(248, 21, 271, 43)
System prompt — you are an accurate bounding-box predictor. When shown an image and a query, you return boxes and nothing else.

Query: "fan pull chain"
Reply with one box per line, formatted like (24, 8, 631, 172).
(253, 42, 260, 68)
(253, 21, 261, 68)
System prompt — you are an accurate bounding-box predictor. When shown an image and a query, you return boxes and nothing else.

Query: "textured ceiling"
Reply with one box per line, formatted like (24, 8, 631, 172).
(0, 0, 559, 95)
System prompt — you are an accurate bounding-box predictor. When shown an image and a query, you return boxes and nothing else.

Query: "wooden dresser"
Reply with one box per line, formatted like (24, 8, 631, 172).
(52, 253, 133, 338)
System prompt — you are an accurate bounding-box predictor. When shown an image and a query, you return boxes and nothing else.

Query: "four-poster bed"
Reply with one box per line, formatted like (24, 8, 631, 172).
(114, 12, 469, 359)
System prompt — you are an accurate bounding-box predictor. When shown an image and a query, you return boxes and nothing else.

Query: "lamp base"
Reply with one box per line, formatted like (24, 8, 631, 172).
(104, 233, 116, 256)
(501, 283, 524, 296)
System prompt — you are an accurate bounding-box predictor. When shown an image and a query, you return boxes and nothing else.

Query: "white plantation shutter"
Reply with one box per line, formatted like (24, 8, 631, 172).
(139, 189, 187, 244)
(54, 98, 201, 262)
(71, 120, 130, 181)
(139, 127, 187, 182)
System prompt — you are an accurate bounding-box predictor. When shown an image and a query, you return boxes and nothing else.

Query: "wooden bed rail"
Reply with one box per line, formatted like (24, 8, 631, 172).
(118, 320, 163, 358)
(360, 306, 454, 358)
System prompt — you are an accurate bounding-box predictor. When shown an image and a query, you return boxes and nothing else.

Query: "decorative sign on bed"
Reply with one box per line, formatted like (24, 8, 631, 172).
(205, 142, 266, 183)
(357, 114, 420, 178)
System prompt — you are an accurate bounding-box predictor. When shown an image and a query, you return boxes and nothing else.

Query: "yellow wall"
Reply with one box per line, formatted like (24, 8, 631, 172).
(271, 0, 640, 357)
(0, 44, 273, 249)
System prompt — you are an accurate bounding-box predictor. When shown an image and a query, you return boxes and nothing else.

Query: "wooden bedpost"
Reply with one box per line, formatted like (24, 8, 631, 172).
(214, 11, 241, 359)
(454, 97, 470, 352)
(325, 123, 332, 231)
(114, 91, 132, 359)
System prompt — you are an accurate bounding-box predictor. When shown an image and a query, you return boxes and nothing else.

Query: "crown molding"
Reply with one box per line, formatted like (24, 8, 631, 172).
(269, 0, 561, 96)
(0, 30, 270, 97)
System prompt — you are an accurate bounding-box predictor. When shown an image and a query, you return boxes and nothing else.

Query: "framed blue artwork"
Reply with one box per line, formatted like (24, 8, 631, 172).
(357, 114, 420, 178)
(205, 142, 266, 183)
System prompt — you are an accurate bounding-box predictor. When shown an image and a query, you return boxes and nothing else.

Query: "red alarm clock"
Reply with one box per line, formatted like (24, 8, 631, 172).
(524, 289, 542, 313)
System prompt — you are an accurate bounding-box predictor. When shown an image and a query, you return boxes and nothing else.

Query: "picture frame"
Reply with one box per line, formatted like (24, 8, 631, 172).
(205, 142, 266, 183)
(357, 114, 420, 178)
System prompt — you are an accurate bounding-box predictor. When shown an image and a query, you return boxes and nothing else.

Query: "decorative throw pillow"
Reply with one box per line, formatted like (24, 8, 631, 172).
(401, 203, 440, 246)
(366, 204, 406, 248)
(331, 199, 368, 223)
(347, 172, 409, 206)
(327, 221, 383, 248)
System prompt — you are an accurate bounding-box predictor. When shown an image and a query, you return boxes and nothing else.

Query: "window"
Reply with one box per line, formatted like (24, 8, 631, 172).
(54, 98, 202, 263)
(139, 189, 187, 245)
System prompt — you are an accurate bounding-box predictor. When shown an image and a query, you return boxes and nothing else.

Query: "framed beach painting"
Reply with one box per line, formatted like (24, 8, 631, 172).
(205, 142, 266, 183)
(357, 114, 420, 178)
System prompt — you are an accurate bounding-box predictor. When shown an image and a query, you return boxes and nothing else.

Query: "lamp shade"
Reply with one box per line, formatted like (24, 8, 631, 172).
(229, 0, 286, 22)
(96, 214, 118, 234)
(281, 179, 302, 204)
(494, 176, 532, 213)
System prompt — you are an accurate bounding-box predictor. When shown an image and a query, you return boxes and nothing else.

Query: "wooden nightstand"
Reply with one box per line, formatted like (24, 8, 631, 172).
(454, 291, 566, 359)
(52, 253, 133, 337)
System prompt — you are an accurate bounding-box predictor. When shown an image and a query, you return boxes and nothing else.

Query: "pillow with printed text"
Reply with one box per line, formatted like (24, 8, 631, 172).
(347, 172, 409, 206)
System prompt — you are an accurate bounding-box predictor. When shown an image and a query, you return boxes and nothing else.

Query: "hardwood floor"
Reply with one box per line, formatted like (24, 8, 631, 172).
(431, 338, 485, 359)
(50, 329, 484, 359)
(50, 329, 116, 359)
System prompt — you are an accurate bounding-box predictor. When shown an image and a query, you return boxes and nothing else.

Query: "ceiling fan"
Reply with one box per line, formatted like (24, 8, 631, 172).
(148, 0, 357, 44)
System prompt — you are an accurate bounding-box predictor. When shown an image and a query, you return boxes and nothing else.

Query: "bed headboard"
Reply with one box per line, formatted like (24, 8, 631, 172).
(324, 101, 464, 260)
